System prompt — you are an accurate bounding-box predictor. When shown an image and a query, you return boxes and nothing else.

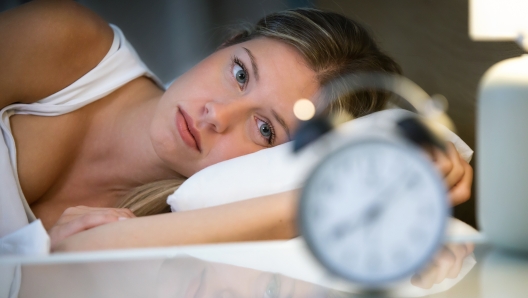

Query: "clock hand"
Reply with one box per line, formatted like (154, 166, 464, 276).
(332, 169, 413, 239)
(363, 173, 418, 239)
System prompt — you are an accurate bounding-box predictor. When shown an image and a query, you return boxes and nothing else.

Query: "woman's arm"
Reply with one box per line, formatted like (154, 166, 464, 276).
(0, 0, 113, 109)
(54, 190, 299, 252)
(53, 143, 472, 252)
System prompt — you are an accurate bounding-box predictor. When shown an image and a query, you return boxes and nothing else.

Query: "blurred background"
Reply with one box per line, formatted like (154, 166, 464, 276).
(1, 0, 524, 228)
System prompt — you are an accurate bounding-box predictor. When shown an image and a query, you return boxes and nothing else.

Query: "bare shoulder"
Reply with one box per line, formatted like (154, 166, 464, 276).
(0, 0, 114, 108)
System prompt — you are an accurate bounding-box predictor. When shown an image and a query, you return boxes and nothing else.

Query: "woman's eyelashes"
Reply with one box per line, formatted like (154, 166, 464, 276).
(230, 56, 274, 146)
(232, 56, 249, 90)
(255, 117, 276, 146)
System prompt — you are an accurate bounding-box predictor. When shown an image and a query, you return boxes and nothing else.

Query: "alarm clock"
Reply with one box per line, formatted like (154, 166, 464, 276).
(294, 73, 451, 288)
(299, 132, 449, 287)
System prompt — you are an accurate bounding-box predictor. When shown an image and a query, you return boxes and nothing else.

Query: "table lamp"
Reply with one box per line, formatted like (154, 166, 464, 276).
(471, 0, 528, 253)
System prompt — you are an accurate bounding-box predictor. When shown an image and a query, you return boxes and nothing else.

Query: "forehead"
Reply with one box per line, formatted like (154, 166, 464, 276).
(232, 37, 319, 127)
(236, 37, 317, 90)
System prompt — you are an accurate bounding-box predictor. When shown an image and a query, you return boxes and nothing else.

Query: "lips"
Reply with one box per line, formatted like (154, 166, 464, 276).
(176, 107, 201, 152)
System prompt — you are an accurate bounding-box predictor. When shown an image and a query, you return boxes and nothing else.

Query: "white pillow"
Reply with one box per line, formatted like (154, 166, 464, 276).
(167, 109, 473, 212)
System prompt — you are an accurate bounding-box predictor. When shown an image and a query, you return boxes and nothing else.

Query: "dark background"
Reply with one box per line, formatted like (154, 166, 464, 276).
(2, 0, 524, 228)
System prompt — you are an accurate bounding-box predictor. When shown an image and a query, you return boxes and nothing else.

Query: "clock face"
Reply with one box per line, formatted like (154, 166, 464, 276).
(299, 139, 448, 287)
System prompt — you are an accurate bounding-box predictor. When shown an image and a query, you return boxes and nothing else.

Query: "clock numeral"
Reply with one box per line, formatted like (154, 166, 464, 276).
(338, 158, 351, 172)
(365, 252, 383, 273)
(316, 179, 335, 195)
(332, 223, 347, 240)
(342, 247, 359, 267)
(406, 174, 421, 190)
(311, 208, 321, 220)
(392, 248, 410, 266)
(325, 182, 335, 194)
(363, 159, 379, 187)
(418, 203, 434, 218)
(409, 227, 427, 244)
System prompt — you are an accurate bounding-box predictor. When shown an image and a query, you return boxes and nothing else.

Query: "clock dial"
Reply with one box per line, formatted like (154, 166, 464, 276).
(300, 138, 448, 287)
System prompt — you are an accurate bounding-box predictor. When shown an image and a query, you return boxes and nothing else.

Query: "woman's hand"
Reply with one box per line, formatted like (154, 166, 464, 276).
(411, 243, 474, 289)
(53, 190, 298, 252)
(429, 142, 473, 206)
(49, 206, 136, 251)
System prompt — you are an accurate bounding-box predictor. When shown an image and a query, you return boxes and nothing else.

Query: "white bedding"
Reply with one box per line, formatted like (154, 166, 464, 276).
(168, 109, 473, 212)
(1, 218, 479, 298)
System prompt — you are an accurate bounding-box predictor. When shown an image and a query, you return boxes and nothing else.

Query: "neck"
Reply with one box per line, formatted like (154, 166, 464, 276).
(79, 79, 180, 195)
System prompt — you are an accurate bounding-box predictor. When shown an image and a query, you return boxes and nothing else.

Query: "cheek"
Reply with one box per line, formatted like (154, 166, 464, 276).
(200, 137, 263, 169)
(170, 55, 228, 96)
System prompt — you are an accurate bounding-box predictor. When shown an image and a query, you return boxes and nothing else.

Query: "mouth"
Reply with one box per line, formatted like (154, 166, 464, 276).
(176, 107, 202, 152)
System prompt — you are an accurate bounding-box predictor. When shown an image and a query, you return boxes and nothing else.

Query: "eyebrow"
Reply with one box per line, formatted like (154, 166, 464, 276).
(242, 47, 259, 82)
(241, 47, 289, 141)
(272, 109, 291, 141)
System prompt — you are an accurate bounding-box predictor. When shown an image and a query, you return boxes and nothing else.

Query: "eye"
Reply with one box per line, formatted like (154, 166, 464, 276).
(234, 65, 247, 84)
(232, 57, 249, 89)
(256, 117, 275, 145)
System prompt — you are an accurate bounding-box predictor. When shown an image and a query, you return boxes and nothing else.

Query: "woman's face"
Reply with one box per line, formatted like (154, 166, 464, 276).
(150, 37, 319, 177)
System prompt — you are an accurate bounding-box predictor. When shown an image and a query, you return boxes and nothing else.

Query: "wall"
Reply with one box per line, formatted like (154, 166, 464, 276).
(77, 0, 296, 84)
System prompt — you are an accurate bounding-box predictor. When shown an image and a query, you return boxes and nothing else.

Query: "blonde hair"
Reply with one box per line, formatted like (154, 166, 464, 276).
(118, 8, 402, 216)
(221, 8, 402, 117)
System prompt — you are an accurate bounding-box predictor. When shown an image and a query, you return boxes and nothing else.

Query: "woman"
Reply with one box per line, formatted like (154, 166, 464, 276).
(0, 1, 472, 252)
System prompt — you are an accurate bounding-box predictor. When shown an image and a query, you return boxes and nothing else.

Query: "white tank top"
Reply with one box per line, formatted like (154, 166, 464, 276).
(0, 24, 163, 248)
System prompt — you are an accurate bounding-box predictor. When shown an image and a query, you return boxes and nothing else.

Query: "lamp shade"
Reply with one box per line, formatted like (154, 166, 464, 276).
(470, 0, 528, 41)
(473, 0, 528, 254)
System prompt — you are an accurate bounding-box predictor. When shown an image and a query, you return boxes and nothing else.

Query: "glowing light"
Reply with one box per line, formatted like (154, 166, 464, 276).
(294, 99, 315, 120)
(470, 0, 528, 50)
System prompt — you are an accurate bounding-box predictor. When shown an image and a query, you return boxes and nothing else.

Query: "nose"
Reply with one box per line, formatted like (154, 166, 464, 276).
(203, 100, 246, 133)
